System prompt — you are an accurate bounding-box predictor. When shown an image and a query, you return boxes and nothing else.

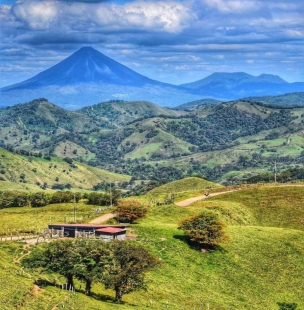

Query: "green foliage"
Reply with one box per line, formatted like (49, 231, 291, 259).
(87, 190, 121, 206)
(22, 239, 79, 287)
(22, 239, 160, 302)
(104, 241, 161, 303)
(116, 200, 147, 223)
(277, 302, 298, 310)
(178, 210, 231, 247)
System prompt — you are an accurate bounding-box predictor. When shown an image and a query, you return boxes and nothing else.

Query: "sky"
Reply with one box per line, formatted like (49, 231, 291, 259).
(0, 0, 303, 87)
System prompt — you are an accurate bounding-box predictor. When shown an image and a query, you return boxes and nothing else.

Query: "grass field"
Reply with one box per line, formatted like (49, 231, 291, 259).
(149, 177, 222, 195)
(0, 185, 303, 309)
(0, 148, 131, 191)
(0, 201, 110, 236)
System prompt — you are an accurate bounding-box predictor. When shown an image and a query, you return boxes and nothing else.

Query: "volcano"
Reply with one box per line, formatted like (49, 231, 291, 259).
(1, 47, 304, 108)
(0, 47, 200, 108)
(2, 47, 162, 90)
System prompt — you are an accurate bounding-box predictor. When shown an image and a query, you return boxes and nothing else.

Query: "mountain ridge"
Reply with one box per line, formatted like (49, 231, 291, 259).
(1, 46, 304, 108)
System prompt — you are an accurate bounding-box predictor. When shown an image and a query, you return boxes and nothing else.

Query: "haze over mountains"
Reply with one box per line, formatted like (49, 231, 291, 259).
(1, 46, 304, 109)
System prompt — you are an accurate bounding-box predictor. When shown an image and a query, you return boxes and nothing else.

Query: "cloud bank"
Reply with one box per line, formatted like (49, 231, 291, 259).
(0, 0, 303, 86)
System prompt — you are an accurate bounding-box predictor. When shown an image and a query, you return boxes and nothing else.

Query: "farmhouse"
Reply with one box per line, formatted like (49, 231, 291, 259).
(48, 224, 126, 241)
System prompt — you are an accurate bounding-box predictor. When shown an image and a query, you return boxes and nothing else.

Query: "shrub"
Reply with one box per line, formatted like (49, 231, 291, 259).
(178, 210, 231, 248)
(116, 200, 147, 223)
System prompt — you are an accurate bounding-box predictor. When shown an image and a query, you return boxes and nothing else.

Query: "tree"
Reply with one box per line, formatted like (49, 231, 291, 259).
(116, 200, 147, 223)
(72, 239, 114, 295)
(277, 302, 298, 310)
(30, 192, 51, 207)
(104, 241, 161, 303)
(22, 239, 79, 288)
(178, 210, 231, 248)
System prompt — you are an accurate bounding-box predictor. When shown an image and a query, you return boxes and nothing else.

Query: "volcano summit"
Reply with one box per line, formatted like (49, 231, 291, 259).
(0, 47, 201, 108)
(1, 47, 304, 109)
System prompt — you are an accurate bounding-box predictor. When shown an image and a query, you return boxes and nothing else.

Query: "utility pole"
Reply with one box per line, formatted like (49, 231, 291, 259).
(274, 160, 277, 183)
(110, 181, 113, 208)
(74, 193, 76, 223)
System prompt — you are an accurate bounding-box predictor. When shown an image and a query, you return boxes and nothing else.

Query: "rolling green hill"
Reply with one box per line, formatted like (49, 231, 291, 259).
(78, 100, 185, 128)
(173, 98, 221, 111)
(0, 185, 303, 309)
(0, 148, 130, 191)
(0, 98, 96, 132)
(148, 177, 222, 194)
(1, 96, 304, 184)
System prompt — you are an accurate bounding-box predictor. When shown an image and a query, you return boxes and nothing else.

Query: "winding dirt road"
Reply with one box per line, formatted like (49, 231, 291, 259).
(175, 190, 238, 206)
(88, 212, 116, 224)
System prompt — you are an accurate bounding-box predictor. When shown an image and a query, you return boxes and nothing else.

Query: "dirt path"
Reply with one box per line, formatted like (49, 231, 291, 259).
(175, 190, 238, 206)
(88, 212, 116, 224)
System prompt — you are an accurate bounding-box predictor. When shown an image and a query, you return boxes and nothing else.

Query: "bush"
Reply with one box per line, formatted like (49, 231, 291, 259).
(116, 200, 147, 223)
(178, 210, 231, 248)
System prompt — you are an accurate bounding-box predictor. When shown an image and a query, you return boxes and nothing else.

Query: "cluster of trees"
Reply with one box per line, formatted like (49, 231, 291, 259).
(86, 190, 121, 206)
(178, 210, 231, 248)
(0, 190, 83, 209)
(115, 200, 147, 223)
(244, 168, 304, 184)
(22, 239, 161, 302)
(0, 189, 124, 209)
(165, 106, 294, 152)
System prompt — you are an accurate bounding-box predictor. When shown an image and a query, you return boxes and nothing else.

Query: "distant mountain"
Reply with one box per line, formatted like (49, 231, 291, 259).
(78, 100, 185, 128)
(241, 92, 304, 106)
(0, 47, 201, 108)
(1, 48, 304, 108)
(181, 72, 304, 100)
(173, 98, 221, 112)
(2, 47, 160, 90)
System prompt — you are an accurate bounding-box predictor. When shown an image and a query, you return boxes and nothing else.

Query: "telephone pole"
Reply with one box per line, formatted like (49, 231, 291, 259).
(110, 182, 113, 208)
(74, 193, 77, 223)
(274, 160, 277, 183)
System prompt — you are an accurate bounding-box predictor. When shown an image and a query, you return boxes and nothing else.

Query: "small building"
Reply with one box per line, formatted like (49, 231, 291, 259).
(48, 224, 126, 240)
(96, 227, 126, 241)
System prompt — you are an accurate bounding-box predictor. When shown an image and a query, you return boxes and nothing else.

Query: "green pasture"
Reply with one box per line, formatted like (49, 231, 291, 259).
(0, 185, 303, 309)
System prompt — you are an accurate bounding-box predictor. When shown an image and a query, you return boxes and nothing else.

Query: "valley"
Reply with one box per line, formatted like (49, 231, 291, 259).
(1, 94, 304, 190)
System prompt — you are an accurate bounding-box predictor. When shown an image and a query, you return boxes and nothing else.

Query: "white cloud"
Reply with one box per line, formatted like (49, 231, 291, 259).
(0, 0, 303, 85)
(10, 0, 194, 34)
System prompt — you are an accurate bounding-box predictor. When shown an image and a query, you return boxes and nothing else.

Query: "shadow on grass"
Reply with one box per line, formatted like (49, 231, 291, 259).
(34, 279, 136, 306)
(173, 234, 228, 253)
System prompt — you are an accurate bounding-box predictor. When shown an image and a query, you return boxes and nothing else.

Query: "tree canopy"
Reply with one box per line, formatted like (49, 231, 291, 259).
(178, 210, 231, 248)
(22, 239, 160, 301)
(115, 200, 147, 223)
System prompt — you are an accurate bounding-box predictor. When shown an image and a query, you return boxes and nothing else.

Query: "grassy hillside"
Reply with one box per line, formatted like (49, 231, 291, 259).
(0, 201, 108, 235)
(148, 177, 222, 194)
(212, 186, 304, 230)
(2, 98, 304, 184)
(173, 98, 221, 111)
(0, 148, 130, 190)
(0, 98, 96, 132)
(78, 100, 185, 128)
(0, 185, 303, 309)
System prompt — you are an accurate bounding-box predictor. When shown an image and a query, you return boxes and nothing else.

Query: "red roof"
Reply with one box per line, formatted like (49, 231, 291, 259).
(96, 227, 126, 234)
(49, 224, 125, 228)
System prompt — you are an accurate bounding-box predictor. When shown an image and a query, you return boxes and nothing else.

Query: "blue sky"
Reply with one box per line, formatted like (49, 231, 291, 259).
(0, 0, 303, 87)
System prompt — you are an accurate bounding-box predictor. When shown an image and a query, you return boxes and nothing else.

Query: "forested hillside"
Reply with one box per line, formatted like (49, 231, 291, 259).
(1, 95, 304, 184)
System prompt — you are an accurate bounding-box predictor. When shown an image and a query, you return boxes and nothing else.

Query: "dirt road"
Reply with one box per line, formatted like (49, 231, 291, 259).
(88, 213, 116, 224)
(175, 190, 237, 207)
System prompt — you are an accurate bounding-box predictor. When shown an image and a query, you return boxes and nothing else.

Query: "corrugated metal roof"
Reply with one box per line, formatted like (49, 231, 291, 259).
(48, 224, 125, 228)
(96, 227, 126, 234)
